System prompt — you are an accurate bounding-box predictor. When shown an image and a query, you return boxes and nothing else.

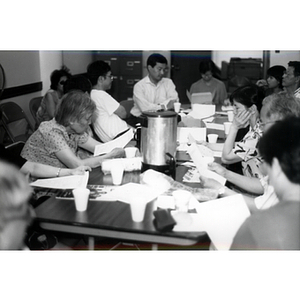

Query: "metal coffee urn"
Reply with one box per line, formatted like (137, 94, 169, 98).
(140, 110, 177, 179)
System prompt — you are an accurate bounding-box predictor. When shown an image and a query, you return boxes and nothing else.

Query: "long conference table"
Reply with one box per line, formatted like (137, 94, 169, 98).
(33, 110, 231, 250)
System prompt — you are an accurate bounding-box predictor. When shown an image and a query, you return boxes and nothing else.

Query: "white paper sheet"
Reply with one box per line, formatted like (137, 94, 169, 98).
(172, 194, 251, 250)
(188, 104, 216, 119)
(103, 182, 161, 204)
(177, 127, 206, 144)
(30, 172, 89, 189)
(187, 143, 226, 185)
(203, 121, 225, 131)
(94, 128, 134, 156)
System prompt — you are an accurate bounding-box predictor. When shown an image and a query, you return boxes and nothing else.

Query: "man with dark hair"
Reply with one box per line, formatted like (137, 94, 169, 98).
(190, 59, 228, 105)
(87, 60, 129, 142)
(231, 116, 300, 250)
(130, 53, 179, 118)
(282, 61, 300, 98)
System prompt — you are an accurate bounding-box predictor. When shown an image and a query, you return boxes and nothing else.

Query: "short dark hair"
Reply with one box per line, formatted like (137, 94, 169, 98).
(87, 60, 111, 86)
(267, 65, 286, 89)
(50, 65, 71, 90)
(63, 75, 92, 94)
(230, 84, 265, 112)
(258, 116, 300, 184)
(198, 59, 217, 75)
(55, 90, 96, 127)
(146, 53, 168, 68)
(288, 61, 300, 77)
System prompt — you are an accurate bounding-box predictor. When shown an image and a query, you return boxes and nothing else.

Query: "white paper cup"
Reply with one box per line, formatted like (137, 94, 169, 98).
(125, 147, 137, 158)
(130, 197, 147, 222)
(110, 161, 124, 185)
(227, 111, 234, 122)
(207, 134, 218, 143)
(224, 122, 232, 135)
(174, 102, 181, 113)
(72, 188, 90, 211)
(172, 190, 192, 213)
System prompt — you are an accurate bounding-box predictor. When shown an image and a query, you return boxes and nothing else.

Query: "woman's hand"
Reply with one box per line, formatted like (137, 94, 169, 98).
(199, 175, 223, 190)
(207, 162, 227, 177)
(256, 79, 268, 88)
(232, 109, 253, 129)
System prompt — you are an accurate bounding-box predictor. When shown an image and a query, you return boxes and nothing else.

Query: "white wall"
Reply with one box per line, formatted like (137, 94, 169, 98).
(39, 51, 63, 95)
(62, 51, 93, 75)
(269, 50, 300, 67)
(0, 51, 42, 127)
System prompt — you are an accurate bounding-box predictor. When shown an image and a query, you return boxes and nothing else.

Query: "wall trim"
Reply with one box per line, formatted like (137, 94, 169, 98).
(0, 82, 43, 100)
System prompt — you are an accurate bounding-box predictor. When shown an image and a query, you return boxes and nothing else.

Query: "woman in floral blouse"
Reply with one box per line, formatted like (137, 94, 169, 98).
(21, 90, 124, 169)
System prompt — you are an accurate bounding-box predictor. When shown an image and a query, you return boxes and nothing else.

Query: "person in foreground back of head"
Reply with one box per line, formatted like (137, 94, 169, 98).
(231, 117, 300, 250)
(0, 160, 33, 250)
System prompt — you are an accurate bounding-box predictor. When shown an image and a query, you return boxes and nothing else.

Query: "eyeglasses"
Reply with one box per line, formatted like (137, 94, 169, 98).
(105, 75, 114, 80)
(59, 80, 66, 85)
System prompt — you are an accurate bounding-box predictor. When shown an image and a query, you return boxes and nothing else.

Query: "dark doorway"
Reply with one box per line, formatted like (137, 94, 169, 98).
(170, 51, 212, 104)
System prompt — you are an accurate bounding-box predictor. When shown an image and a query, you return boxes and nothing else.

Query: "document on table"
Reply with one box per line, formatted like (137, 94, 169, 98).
(172, 194, 251, 250)
(187, 143, 226, 185)
(103, 182, 161, 204)
(203, 121, 225, 131)
(177, 127, 206, 151)
(94, 128, 134, 156)
(188, 104, 216, 119)
(30, 171, 89, 189)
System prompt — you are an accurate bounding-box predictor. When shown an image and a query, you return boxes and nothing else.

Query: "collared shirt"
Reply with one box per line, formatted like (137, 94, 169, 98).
(130, 76, 179, 117)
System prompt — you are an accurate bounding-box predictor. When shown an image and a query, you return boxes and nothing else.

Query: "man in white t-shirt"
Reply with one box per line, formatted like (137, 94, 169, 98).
(87, 60, 129, 142)
(129, 53, 179, 119)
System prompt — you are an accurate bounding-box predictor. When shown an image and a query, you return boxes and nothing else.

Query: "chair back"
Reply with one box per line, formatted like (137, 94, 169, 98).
(29, 96, 42, 128)
(0, 102, 34, 143)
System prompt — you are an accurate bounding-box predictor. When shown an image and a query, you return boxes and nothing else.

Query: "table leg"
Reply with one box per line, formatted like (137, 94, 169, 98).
(88, 237, 95, 250)
(151, 243, 158, 250)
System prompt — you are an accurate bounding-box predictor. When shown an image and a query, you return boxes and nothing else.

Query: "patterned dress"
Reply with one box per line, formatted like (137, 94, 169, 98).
(233, 122, 264, 179)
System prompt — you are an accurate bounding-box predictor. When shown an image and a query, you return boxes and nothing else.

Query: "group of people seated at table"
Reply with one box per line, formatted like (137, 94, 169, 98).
(1, 53, 300, 250)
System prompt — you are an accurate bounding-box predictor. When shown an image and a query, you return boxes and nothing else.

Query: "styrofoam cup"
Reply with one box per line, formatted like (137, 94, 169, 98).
(72, 188, 90, 211)
(174, 102, 181, 113)
(224, 122, 232, 135)
(207, 134, 218, 143)
(227, 111, 234, 122)
(172, 190, 192, 213)
(125, 147, 137, 158)
(110, 161, 124, 185)
(130, 197, 147, 222)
